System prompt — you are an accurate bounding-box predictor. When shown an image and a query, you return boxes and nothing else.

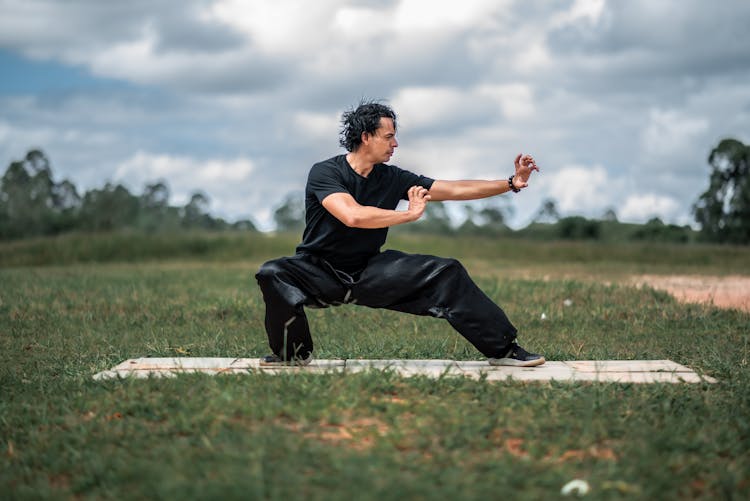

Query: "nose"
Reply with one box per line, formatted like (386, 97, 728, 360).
(392, 137, 398, 148)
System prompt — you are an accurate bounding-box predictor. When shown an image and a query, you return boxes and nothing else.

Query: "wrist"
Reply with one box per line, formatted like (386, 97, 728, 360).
(508, 174, 521, 193)
(405, 208, 421, 222)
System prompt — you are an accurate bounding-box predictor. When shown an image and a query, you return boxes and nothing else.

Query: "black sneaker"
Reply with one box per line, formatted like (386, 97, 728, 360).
(259, 354, 313, 366)
(488, 344, 545, 367)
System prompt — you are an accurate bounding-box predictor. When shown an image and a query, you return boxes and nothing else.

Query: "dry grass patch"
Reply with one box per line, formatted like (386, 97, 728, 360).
(280, 411, 390, 451)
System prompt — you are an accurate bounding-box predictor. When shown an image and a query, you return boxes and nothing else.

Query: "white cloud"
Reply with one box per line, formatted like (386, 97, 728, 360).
(292, 111, 340, 143)
(641, 108, 709, 160)
(392, 86, 477, 129)
(394, 138, 486, 181)
(537, 164, 612, 214)
(334, 6, 391, 40)
(513, 38, 553, 74)
(394, 0, 499, 32)
(477, 84, 535, 120)
(115, 151, 254, 207)
(619, 193, 680, 222)
(207, 0, 338, 54)
(551, 0, 607, 28)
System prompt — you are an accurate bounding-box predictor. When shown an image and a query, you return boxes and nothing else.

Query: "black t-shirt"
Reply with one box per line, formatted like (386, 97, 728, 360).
(296, 154, 435, 272)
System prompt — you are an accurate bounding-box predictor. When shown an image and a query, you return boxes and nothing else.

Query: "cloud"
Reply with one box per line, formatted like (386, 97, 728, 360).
(619, 193, 681, 223)
(1, 0, 749, 232)
(536, 164, 613, 215)
(393, 0, 500, 32)
(477, 84, 535, 120)
(292, 111, 341, 144)
(392, 86, 483, 130)
(114, 151, 255, 209)
(551, 0, 606, 28)
(641, 108, 709, 160)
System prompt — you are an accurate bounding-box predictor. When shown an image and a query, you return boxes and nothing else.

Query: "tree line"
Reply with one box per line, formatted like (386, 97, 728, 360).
(273, 192, 699, 244)
(3, 138, 749, 243)
(0, 150, 256, 240)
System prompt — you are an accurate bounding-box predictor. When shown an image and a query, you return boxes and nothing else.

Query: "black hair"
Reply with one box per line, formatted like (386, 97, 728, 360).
(338, 99, 397, 152)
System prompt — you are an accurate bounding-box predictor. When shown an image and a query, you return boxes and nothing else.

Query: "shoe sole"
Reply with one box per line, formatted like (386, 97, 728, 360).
(488, 356, 546, 367)
(259, 358, 312, 367)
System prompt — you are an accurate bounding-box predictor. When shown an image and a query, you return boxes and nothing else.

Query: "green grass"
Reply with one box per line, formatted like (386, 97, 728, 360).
(1, 234, 749, 499)
(3, 230, 749, 275)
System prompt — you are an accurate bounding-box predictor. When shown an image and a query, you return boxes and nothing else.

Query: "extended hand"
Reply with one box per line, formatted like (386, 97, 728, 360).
(407, 185, 431, 221)
(513, 153, 540, 190)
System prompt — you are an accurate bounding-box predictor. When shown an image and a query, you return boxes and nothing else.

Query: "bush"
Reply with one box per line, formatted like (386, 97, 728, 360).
(557, 216, 602, 240)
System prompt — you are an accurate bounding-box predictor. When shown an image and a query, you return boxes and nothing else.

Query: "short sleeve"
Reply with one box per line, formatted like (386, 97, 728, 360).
(395, 168, 435, 200)
(307, 162, 348, 202)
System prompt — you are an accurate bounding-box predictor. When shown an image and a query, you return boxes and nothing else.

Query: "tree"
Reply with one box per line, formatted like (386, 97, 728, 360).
(0, 149, 60, 238)
(557, 216, 601, 240)
(693, 138, 750, 244)
(1, 149, 256, 239)
(273, 192, 305, 231)
(411, 201, 454, 234)
(532, 198, 560, 224)
(79, 183, 140, 231)
(182, 191, 210, 228)
(630, 217, 691, 243)
(180, 191, 228, 230)
(138, 181, 181, 231)
(601, 208, 618, 222)
(457, 199, 512, 235)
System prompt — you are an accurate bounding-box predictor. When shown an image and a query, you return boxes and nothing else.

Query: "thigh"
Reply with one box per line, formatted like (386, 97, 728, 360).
(258, 254, 349, 307)
(352, 250, 462, 307)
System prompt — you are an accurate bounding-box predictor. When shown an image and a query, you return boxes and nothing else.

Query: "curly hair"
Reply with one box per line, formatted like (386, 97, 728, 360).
(339, 100, 397, 152)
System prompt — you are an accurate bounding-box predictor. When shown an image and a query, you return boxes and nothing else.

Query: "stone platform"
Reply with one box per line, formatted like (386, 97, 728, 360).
(94, 358, 716, 384)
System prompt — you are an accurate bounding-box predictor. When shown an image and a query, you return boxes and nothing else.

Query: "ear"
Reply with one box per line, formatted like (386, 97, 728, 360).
(360, 131, 371, 146)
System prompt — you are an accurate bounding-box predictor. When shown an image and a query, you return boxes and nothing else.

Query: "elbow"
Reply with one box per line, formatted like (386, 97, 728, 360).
(340, 213, 362, 228)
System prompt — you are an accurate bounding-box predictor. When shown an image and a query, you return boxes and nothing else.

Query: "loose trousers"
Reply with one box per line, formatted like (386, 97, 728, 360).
(255, 250, 517, 361)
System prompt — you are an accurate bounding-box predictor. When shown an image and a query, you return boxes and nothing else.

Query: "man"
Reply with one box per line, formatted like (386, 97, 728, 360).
(256, 100, 544, 367)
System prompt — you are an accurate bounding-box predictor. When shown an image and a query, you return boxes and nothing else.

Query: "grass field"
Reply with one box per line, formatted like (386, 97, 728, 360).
(1, 232, 749, 499)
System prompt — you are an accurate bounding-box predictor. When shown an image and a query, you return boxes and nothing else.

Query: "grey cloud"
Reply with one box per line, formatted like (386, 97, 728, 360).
(1, 1, 156, 55)
(150, 7, 246, 54)
(547, 0, 750, 79)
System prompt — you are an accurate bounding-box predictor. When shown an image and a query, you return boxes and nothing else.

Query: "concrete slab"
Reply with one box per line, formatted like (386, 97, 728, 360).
(562, 360, 690, 372)
(93, 358, 717, 383)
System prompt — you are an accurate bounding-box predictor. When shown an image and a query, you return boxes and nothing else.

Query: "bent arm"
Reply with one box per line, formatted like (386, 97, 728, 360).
(321, 192, 420, 229)
(428, 179, 514, 201)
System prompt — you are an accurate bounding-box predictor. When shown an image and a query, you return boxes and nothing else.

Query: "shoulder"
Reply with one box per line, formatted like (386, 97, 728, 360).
(310, 155, 346, 177)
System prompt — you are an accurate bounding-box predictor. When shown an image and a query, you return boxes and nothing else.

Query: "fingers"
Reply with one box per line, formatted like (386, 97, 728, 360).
(519, 153, 540, 172)
(408, 186, 430, 199)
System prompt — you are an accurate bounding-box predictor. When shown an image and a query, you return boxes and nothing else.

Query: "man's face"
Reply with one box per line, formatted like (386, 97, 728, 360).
(366, 117, 398, 162)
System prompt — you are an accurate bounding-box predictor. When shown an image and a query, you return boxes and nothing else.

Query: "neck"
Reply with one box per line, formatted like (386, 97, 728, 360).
(346, 151, 375, 178)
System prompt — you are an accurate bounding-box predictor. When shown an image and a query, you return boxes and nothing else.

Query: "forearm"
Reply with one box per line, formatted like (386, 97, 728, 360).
(429, 179, 512, 201)
(343, 205, 417, 229)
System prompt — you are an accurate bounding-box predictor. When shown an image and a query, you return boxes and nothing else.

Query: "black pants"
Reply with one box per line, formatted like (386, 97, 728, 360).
(255, 250, 517, 360)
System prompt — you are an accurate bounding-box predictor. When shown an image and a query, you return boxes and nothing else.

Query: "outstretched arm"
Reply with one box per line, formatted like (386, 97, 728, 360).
(321, 186, 431, 229)
(429, 153, 539, 201)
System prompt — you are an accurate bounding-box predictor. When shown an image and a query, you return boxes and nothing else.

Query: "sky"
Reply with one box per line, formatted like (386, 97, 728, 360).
(1, 0, 749, 230)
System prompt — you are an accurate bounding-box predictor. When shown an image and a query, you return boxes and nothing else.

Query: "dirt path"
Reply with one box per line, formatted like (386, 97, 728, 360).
(632, 275, 750, 312)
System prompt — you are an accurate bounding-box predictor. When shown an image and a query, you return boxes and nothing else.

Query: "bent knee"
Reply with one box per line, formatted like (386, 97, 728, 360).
(256, 258, 289, 283)
(439, 257, 464, 272)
